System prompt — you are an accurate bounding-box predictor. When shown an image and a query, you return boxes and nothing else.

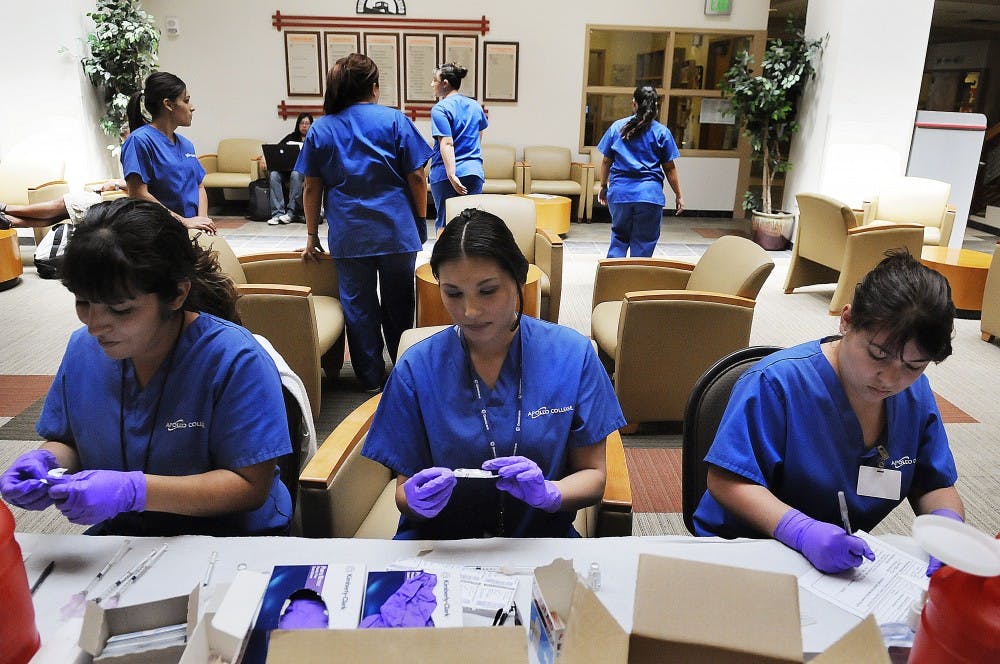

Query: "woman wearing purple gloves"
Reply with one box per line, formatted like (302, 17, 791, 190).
(361, 209, 626, 539)
(0, 199, 292, 536)
(693, 251, 966, 575)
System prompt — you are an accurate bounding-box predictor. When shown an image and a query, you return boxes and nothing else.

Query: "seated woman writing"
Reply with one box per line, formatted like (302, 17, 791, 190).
(361, 209, 625, 539)
(0, 199, 292, 536)
(693, 251, 966, 575)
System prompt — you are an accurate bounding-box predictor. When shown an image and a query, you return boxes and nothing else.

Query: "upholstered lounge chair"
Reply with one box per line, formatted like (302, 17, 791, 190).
(481, 144, 525, 195)
(590, 235, 774, 431)
(982, 241, 1000, 344)
(192, 232, 345, 419)
(862, 176, 957, 247)
(522, 146, 590, 221)
(585, 146, 605, 221)
(445, 194, 563, 323)
(298, 327, 633, 538)
(0, 155, 68, 247)
(786, 193, 924, 314)
(198, 138, 265, 201)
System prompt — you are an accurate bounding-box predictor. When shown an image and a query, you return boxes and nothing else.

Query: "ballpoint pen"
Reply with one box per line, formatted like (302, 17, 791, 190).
(838, 491, 853, 535)
(30, 560, 55, 595)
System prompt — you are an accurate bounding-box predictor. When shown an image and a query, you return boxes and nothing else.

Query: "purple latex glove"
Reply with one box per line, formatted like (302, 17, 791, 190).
(48, 469, 146, 525)
(0, 449, 59, 511)
(925, 508, 964, 576)
(774, 508, 876, 573)
(278, 591, 329, 629)
(359, 572, 437, 628)
(402, 468, 456, 519)
(482, 456, 562, 513)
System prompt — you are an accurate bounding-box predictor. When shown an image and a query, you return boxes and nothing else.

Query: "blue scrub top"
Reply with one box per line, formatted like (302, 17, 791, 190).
(597, 117, 679, 207)
(120, 124, 205, 218)
(37, 314, 292, 536)
(429, 94, 488, 184)
(693, 339, 959, 539)
(295, 103, 432, 258)
(361, 316, 626, 539)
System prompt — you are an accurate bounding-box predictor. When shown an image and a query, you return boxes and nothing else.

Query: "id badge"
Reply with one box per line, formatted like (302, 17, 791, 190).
(857, 465, 902, 500)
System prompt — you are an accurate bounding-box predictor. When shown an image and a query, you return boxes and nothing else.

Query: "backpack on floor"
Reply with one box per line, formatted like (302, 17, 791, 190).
(247, 178, 271, 221)
(33, 222, 75, 279)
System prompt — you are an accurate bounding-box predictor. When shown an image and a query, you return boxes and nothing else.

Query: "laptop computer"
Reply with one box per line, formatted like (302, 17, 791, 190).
(262, 143, 301, 172)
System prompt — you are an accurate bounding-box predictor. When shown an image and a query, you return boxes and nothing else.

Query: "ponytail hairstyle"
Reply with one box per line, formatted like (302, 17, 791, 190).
(620, 85, 659, 141)
(62, 199, 241, 324)
(435, 62, 468, 91)
(431, 208, 529, 331)
(324, 53, 379, 115)
(126, 71, 187, 132)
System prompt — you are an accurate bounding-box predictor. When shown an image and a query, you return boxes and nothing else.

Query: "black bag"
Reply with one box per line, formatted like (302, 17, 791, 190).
(246, 178, 271, 221)
(33, 222, 75, 279)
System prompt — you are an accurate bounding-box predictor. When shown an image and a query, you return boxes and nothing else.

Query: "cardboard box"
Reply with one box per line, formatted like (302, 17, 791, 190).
(178, 570, 270, 664)
(263, 555, 889, 664)
(79, 586, 199, 664)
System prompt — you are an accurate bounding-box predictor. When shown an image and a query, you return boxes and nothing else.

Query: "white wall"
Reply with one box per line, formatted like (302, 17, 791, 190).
(144, 0, 769, 211)
(781, 0, 935, 212)
(0, 0, 112, 186)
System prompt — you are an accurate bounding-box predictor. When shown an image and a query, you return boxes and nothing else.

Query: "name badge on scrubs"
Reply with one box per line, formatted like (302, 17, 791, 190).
(857, 466, 901, 500)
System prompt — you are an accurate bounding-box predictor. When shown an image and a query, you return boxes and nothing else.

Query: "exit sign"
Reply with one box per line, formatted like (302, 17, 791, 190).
(706, 0, 732, 15)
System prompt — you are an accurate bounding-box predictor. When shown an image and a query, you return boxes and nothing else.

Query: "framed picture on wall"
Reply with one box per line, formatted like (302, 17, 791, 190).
(403, 33, 438, 103)
(365, 33, 401, 108)
(285, 31, 323, 97)
(443, 35, 478, 99)
(324, 31, 360, 74)
(483, 41, 519, 102)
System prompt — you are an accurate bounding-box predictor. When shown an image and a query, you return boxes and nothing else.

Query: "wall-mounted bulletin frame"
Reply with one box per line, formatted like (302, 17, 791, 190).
(285, 31, 323, 97)
(483, 41, 518, 102)
(403, 34, 438, 103)
(443, 35, 478, 100)
(324, 31, 360, 73)
(365, 33, 401, 108)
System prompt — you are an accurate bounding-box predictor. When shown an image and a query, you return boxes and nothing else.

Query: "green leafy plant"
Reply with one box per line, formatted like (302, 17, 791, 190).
(81, 0, 160, 137)
(722, 21, 824, 215)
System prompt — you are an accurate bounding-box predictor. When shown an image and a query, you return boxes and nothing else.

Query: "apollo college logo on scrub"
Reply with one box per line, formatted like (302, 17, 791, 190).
(527, 405, 574, 419)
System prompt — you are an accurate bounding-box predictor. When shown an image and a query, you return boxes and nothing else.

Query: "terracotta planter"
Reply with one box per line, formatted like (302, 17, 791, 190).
(750, 210, 794, 251)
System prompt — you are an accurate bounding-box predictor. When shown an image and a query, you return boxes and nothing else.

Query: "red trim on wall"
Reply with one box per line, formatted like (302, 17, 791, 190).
(914, 122, 987, 131)
(272, 11, 490, 35)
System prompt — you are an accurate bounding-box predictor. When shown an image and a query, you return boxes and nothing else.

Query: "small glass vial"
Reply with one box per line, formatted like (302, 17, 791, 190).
(587, 562, 602, 591)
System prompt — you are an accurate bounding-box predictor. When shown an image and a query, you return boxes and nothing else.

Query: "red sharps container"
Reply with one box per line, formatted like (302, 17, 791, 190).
(909, 533, 1000, 663)
(0, 501, 41, 664)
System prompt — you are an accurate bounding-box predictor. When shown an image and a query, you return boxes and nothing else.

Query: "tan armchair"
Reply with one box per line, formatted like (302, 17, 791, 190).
(198, 138, 265, 198)
(444, 193, 563, 323)
(585, 146, 605, 221)
(481, 144, 525, 195)
(862, 176, 957, 247)
(522, 146, 591, 221)
(591, 235, 774, 431)
(192, 233, 345, 419)
(298, 389, 632, 540)
(0, 155, 69, 246)
(982, 241, 1000, 344)
(786, 193, 925, 315)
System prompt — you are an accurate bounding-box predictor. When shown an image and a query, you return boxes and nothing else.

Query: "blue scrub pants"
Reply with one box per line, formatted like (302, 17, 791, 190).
(335, 252, 416, 389)
(431, 175, 484, 231)
(607, 201, 664, 258)
(269, 170, 305, 217)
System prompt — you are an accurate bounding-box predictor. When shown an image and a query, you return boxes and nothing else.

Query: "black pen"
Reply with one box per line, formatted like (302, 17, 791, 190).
(30, 560, 55, 595)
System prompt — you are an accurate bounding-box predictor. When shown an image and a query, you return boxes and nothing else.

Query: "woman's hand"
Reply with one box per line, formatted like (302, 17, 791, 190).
(773, 508, 875, 573)
(598, 184, 608, 206)
(48, 469, 147, 525)
(301, 233, 326, 262)
(448, 173, 468, 196)
(674, 196, 685, 215)
(401, 468, 456, 519)
(182, 215, 217, 235)
(0, 449, 59, 510)
(482, 456, 562, 512)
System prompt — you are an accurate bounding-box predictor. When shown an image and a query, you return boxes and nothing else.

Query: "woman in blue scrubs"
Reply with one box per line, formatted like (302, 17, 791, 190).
(694, 251, 966, 575)
(597, 85, 683, 257)
(0, 199, 292, 536)
(121, 72, 216, 234)
(299, 53, 432, 392)
(361, 209, 626, 539)
(429, 62, 488, 233)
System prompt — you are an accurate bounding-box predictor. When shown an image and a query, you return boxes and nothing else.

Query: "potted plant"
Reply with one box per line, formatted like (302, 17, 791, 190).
(721, 21, 824, 250)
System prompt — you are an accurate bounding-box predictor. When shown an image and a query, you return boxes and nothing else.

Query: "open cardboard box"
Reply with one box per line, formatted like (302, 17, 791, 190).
(265, 555, 889, 664)
(179, 570, 270, 664)
(79, 586, 199, 664)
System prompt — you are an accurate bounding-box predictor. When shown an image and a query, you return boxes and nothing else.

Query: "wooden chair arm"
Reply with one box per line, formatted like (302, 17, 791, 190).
(601, 258, 696, 271)
(300, 395, 381, 489)
(602, 430, 631, 511)
(236, 284, 311, 297)
(536, 228, 563, 246)
(847, 222, 924, 235)
(625, 290, 756, 308)
(27, 179, 69, 191)
(238, 251, 315, 264)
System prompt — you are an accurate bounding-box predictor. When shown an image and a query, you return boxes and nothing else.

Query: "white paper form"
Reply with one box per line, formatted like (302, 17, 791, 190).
(798, 531, 928, 625)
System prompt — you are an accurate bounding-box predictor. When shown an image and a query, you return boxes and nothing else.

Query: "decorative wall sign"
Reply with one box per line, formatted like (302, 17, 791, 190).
(357, 0, 406, 15)
(443, 34, 478, 99)
(324, 31, 360, 73)
(404, 34, 439, 103)
(285, 31, 323, 97)
(365, 33, 401, 108)
(483, 41, 518, 102)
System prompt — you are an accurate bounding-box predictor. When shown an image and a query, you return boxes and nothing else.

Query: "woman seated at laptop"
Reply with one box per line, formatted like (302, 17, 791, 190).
(360, 209, 626, 539)
(261, 113, 312, 225)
